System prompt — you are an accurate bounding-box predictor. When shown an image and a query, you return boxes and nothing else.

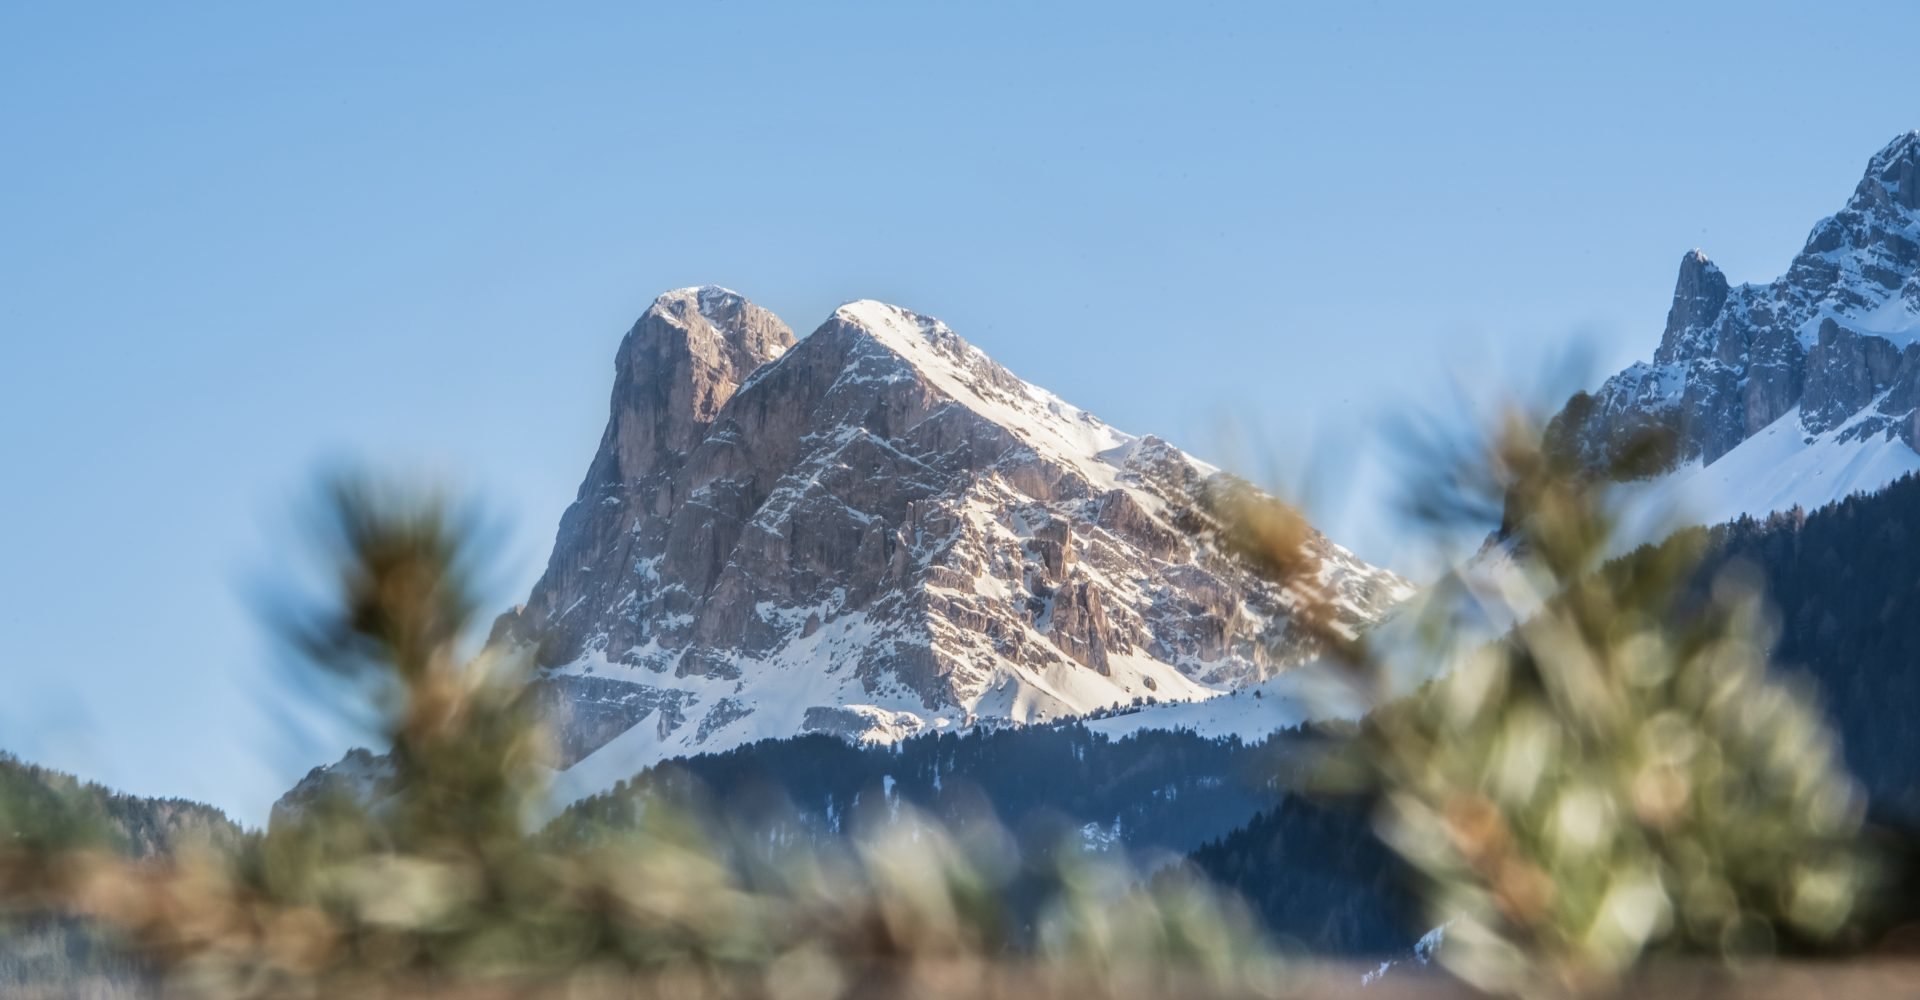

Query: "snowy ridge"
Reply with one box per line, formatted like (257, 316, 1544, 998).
(831, 300, 1177, 493)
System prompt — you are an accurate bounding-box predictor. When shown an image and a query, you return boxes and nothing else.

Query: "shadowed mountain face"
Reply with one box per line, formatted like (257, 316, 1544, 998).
(1551, 132, 1920, 487)
(492, 288, 1408, 794)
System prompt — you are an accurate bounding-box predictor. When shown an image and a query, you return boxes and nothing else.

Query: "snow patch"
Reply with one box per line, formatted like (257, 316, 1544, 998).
(1616, 407, 1920, 549)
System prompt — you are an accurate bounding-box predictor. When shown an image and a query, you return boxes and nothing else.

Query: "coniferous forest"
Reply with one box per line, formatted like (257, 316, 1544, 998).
(1681, 473, 1920, 823)
(554, 725, 1301, 860)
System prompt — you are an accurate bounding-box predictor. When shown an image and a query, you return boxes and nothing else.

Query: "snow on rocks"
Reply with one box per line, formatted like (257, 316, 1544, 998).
(497, 290, 1409, 806)
(1552, 132, 1920, 513)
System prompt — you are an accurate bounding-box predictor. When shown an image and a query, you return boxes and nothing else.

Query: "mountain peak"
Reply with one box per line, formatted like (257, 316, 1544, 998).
(503, 288, 796, 641)
(831, 297, 928, 332)
(623, 286, 795, 394)
(829, 299, 962, 357)
(1867, 129, 1920, 173)
(655, 282, 742, 300)
(1674, 248, 1724, 289)
(1655, 249, 1730, 364)
(1861, 130, 1920, 213)
(643, 285, 786, 344)
(833, 297, 916, 323)
(1551, 131, 1920, 512)
(814, 299, 1157, 492)
(822, 298, 1015, 402)
(505, 293, 1408, 802)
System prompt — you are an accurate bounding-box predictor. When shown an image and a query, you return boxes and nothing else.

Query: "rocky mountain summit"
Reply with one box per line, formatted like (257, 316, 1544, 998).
(492, 287, 1409, 798)
(1549, 132, 1920, 515)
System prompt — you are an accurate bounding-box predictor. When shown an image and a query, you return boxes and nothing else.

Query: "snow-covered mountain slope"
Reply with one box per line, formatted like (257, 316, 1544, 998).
(1082, 541, 1545, 747)
(1549, 131, 1920, 522)
(1613, 406, 1920, 544)
(495, 288, 1411, 804)
(1082, 669, 1368, 743)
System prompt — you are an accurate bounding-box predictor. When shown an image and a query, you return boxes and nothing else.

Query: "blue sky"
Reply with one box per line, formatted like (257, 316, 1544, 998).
(3, 1, 1916, 823)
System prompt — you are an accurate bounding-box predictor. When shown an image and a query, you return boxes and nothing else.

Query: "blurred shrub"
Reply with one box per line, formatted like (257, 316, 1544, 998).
(0, 411, 1896, 997)
(0, 476, 1285, 999)
(1217, 409, 1875, 995)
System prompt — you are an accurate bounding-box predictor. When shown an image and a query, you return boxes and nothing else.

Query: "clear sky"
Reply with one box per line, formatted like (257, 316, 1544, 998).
(3, 1, 1916, 824)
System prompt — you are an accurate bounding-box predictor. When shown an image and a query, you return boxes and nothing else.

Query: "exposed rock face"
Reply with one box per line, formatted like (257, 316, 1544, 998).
(530, 676, 698, 768)
(496, 289, 1410, 797)
(505, 287, 795, 668)
(1551, 132, 1920, 472)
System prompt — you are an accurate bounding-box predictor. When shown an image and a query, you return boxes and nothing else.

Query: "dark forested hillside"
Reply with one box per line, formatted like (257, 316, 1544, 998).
(553, 722, 1419, 955)
(554, 724, 1307, 859)
(1187, 795, 1417, 955)
(1680, 473, 1920, 822)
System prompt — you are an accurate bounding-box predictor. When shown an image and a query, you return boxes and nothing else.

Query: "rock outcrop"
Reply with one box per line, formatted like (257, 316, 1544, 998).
(495, 290, 1410, 797)
(1551, 132, 1920, 474)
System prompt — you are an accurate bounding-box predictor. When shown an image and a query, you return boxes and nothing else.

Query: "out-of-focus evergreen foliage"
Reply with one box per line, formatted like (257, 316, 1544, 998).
(1206, 407, 1891, 994)
(1190, 470, 1920, 972)
(0, 479, 1289, 998)
(7, 448, 1917, 996)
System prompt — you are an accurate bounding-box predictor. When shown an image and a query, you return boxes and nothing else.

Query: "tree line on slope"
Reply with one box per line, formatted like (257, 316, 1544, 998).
(553, 724, 1297, 859)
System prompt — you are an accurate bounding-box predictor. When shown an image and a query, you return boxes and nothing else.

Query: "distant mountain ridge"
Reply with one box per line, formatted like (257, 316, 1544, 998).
(1549, 131, 1920, 522)
(491, 288, 1409, 802)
